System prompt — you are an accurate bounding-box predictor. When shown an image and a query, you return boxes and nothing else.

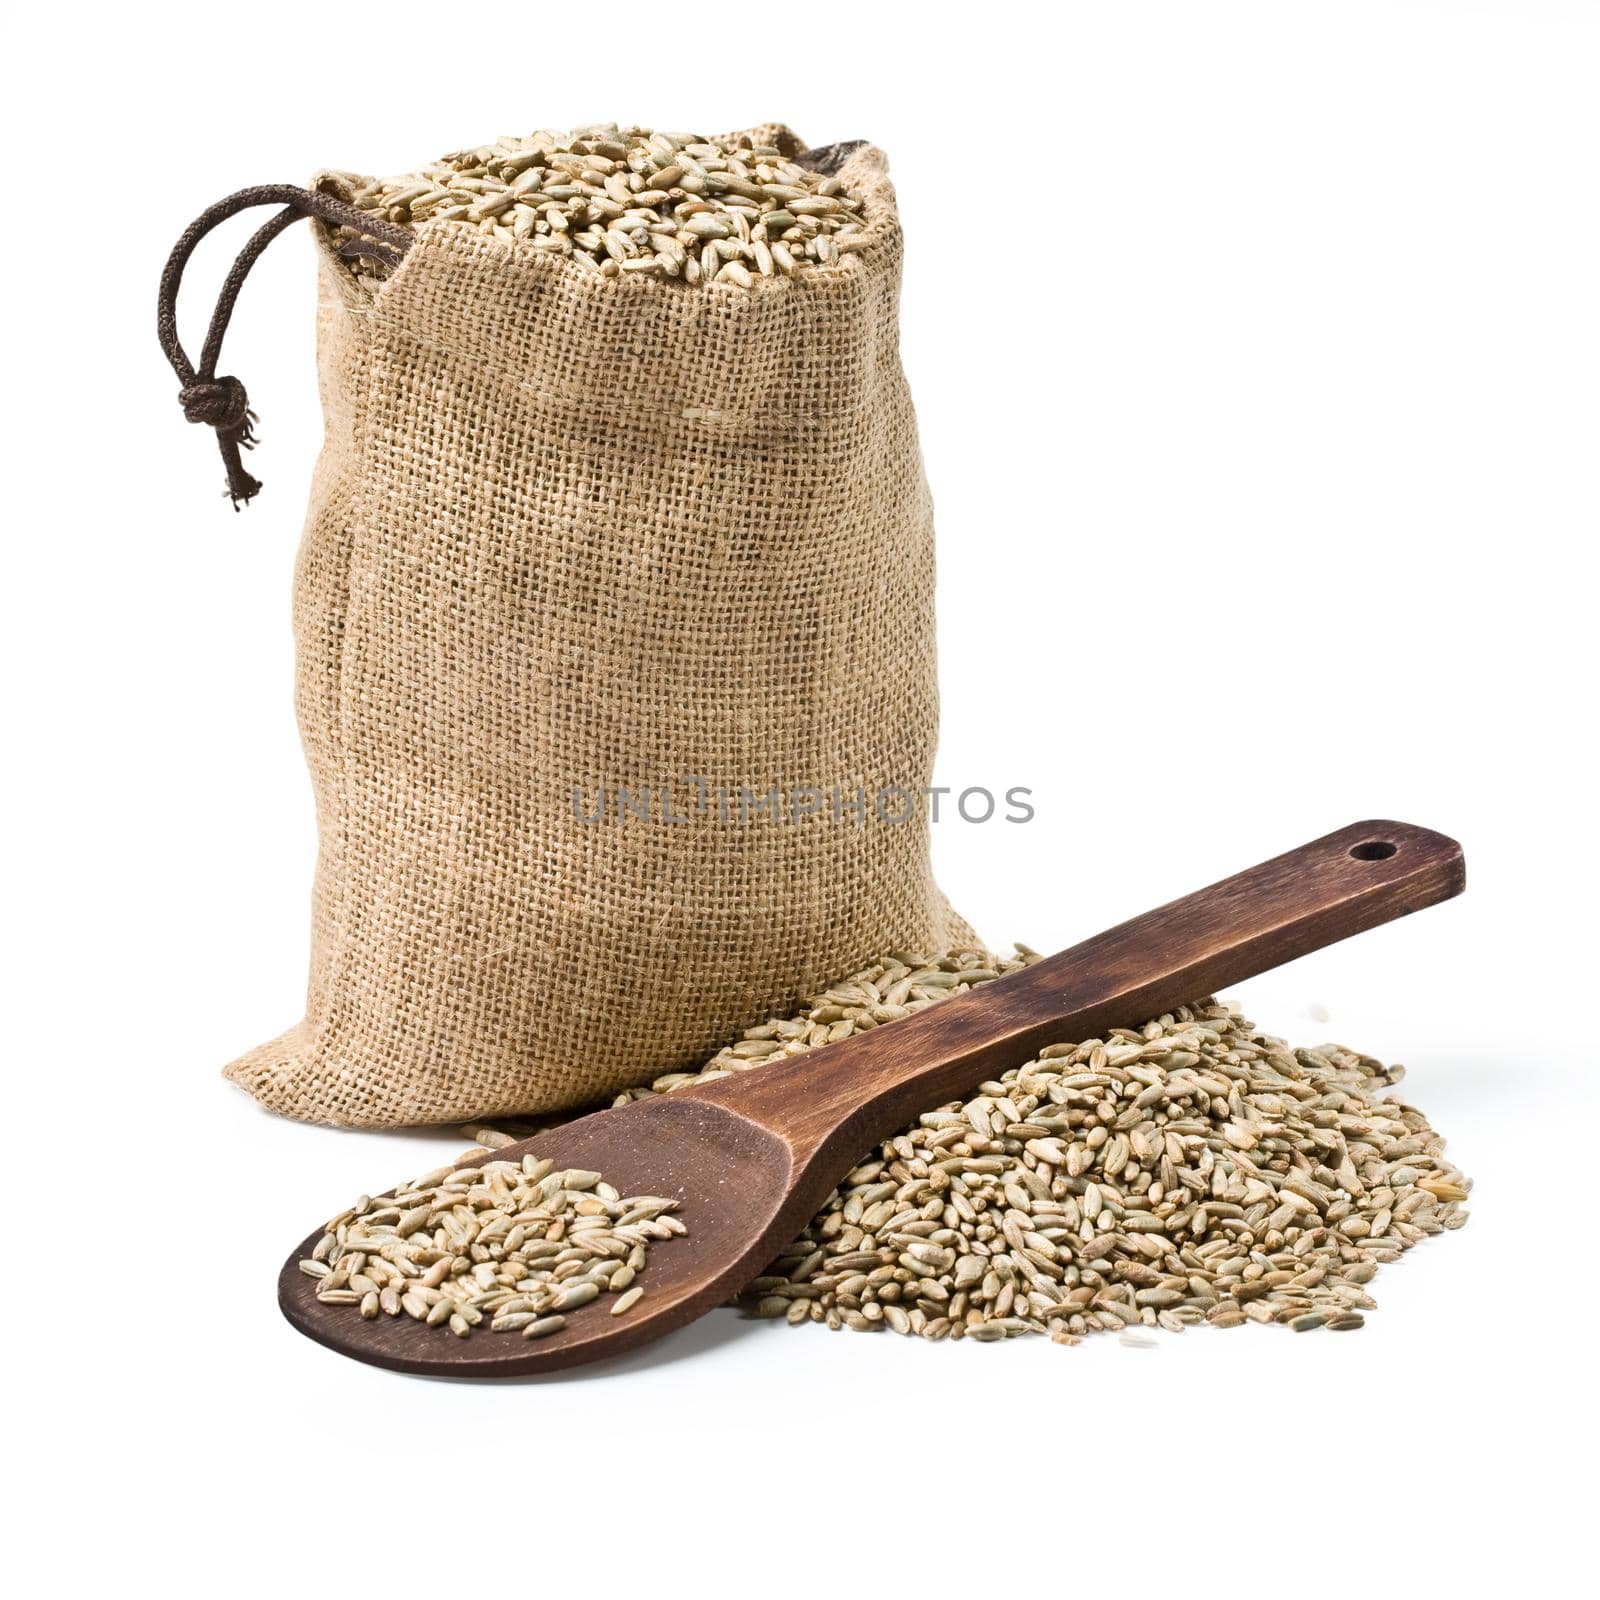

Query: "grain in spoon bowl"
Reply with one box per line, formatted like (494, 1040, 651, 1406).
(298, 1155, 683, 1340)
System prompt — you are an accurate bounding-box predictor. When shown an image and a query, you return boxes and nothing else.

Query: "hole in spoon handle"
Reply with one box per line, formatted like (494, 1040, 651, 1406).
(1049, 818, 1466, 1010)
(986, 820, 1464, 1042)
(1349, 838, 1399, 861)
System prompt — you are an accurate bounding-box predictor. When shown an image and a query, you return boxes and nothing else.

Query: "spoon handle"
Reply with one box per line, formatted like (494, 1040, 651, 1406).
(696, 820, 1464, 1167)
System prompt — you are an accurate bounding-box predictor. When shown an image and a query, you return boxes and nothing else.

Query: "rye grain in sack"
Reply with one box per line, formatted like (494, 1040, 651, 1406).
(157, 124, 968, 1127)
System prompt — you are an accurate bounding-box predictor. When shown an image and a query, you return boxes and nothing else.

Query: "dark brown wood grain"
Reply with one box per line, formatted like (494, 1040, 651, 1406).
(280, 819, 1464, 1377)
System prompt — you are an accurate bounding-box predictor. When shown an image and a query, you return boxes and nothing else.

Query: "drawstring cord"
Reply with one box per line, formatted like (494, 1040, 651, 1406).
(157, 185, 413, 508)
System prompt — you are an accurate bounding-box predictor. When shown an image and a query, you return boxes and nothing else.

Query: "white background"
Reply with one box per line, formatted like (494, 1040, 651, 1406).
(6, 2, 1596, 1593)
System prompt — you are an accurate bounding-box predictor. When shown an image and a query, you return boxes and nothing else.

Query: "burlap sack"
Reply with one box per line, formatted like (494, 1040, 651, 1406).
(209, 128, 967, 1126)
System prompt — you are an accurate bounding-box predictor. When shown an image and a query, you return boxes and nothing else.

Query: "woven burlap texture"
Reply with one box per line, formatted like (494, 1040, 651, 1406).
(226, 130, 969, 1126)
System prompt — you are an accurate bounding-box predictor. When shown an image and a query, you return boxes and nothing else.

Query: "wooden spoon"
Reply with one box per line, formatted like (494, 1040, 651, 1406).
(279, 819, 1463, 1376)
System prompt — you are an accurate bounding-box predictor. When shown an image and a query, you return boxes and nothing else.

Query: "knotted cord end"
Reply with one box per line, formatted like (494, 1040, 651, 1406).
(159, 186, 413, 512)
(223, 458, 264, 509)
(178, 375, 262, 508)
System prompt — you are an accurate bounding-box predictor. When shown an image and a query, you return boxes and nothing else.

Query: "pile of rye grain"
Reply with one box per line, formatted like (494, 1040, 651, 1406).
(624, 948, 1471, 1343)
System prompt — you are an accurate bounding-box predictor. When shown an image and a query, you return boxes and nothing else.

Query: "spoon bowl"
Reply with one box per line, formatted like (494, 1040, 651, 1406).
(280, 1092, 800, 1376)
